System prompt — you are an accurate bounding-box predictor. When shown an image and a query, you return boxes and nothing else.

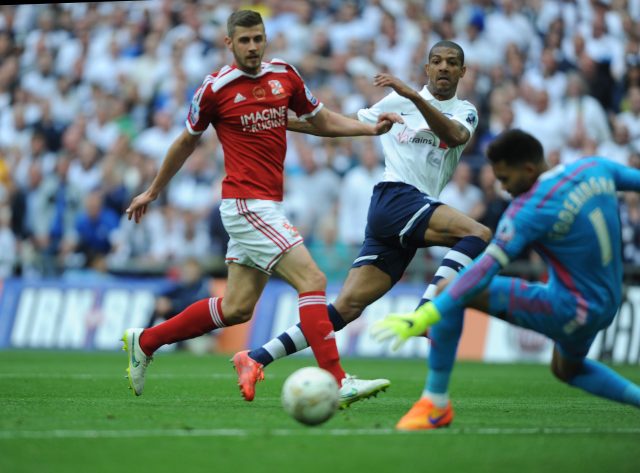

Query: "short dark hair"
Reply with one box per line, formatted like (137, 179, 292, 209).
(429, 40, 465, 66)
(486, 129, 545, 166)
(227, 10, 263, 37)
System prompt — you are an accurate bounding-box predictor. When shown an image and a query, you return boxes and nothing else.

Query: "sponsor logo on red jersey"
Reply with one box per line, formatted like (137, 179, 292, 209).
(240, 105, 288, 133)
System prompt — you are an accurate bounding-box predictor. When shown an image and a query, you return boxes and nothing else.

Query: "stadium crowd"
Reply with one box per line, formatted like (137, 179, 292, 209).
(0, 0, 639, 281)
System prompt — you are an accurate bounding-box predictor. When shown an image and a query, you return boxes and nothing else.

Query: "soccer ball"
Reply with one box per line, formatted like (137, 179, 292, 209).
(281, 367, 339, 426)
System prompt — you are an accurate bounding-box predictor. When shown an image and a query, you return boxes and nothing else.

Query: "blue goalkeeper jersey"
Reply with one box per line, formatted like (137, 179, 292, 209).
(484, 157, 640, 319)
(438, 157, 640, 323)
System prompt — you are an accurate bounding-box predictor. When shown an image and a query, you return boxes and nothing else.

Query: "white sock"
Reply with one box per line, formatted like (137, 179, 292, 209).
(422, 390, 449, 408)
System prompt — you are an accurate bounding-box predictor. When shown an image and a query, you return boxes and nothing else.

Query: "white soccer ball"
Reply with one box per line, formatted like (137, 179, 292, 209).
(281, 367, 339, 426)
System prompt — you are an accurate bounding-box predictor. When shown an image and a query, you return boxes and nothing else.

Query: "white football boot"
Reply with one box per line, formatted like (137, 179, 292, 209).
(121, 328, 152, 396)
(339, 374, 391, 409)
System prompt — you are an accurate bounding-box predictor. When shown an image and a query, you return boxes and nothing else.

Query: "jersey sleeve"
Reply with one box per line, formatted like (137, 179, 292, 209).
(287, 67, 323, 119)
(357, 91, 399, 124)
(450, 102, 479, 136)
(595, 157, 640, 192)
(185, 76, 217, 135)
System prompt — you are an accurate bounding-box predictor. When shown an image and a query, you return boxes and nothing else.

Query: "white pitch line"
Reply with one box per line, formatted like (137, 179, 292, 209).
(0, 427, 639, 440)
(0, 373, 235, 380)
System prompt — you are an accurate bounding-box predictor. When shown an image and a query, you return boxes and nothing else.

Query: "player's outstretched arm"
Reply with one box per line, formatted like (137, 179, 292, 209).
(126, 130, 200, 223)
(598, 158, 640, 192)
(373, 73, 470, 147)
(288, 107, 402, 137)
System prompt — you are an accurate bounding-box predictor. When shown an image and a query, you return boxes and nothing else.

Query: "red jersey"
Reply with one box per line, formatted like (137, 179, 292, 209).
(185, 59, 323, 201)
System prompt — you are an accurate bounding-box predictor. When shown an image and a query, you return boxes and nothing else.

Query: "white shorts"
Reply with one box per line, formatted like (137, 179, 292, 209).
(220, 198, 304, 274)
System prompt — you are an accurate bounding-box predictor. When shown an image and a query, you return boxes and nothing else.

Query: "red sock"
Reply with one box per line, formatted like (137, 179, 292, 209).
(140, 297, 226, 355)
(298, 291, 346, 383)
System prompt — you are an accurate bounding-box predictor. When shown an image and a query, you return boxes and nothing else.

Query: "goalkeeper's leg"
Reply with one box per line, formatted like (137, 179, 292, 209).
(553, 343, 640, 408)
(396, 305, 464, 430)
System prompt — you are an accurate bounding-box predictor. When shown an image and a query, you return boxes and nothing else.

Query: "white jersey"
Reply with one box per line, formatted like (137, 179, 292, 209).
(357, 86, 478, 197)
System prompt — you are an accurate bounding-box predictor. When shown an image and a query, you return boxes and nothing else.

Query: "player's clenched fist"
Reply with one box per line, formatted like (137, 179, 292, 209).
(374, 112, 404, 135)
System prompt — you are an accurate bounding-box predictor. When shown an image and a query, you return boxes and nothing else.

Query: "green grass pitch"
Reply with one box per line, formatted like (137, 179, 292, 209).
(0, 351, 638, 473)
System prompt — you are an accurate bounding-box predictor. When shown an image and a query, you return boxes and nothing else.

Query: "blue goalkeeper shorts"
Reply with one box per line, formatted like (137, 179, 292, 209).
(487, 276, 616, 360)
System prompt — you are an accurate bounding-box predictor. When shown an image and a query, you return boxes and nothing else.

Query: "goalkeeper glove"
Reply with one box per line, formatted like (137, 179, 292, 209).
(370, 301, 442, 351)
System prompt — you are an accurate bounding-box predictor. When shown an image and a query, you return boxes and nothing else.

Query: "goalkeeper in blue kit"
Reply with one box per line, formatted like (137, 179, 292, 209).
(373, 129, 640, 430)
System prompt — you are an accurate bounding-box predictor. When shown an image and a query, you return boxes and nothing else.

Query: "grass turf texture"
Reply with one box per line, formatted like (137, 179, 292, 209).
(0, 351, 638, 473)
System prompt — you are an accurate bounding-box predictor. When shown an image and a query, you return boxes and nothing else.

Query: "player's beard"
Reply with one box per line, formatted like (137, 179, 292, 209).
(234, 49, 262, 75)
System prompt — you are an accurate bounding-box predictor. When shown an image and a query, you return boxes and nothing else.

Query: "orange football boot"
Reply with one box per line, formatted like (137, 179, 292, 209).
(231, 350, 265, 401)
(396, 398, 454, 431)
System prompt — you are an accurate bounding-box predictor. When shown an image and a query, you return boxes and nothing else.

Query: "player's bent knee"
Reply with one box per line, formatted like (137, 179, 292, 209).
(334, 299, 365, 322)
(471, 223, 492, 242)
(220, 302, 255, 325)
(224, 310, 254, 325)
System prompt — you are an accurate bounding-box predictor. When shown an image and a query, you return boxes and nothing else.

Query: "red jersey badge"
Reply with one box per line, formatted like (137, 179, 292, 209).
(253, 86, 266, 100)
(269, 79, 285, 96)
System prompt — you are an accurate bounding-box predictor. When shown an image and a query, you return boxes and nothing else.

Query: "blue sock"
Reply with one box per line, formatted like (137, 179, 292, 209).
(425, 306, 465, 394)
(569, 358, 640, 407)
(417, 236, 487, 310)
(249, 304, 347, 367)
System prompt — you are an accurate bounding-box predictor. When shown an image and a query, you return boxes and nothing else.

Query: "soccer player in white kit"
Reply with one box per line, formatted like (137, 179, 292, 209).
(121, 10, 401, 402)
(239, 41, 493, 408)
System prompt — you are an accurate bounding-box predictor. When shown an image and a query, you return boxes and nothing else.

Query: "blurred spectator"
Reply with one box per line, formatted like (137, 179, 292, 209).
(620, 191, 640, 265)
(485, 0, 539, 58)
(453, 8, 501, 73)
(513, 88, 566, 158)
(0, 103, 33, 154)
(68, 140, 103, 196)
(337, 137, 383, 247)
(149, 257, 210, 326)
(596, 120, 634, 166)
(523, 47, 567, 103)
(21, 49, 58, 99)
(85, 92, 121, 153)
(0, 204, 16, 278)
(133, 108, 183, 164)
(474, 162, 510, 234)
(308, 213, 352, 283)
(166, 142, 219, 218)
(74, 189, 120, 263)
(286, 133, 341, 241)
(439, 161, 484, 220)
(617, 85, 640, 150)
(31, 155, 83, 275)
(33, 100, 65, 152)
(109, 207, 165, 269)
(12, 130, 57, 189)
(152, 206, 211, 263)
(563, 71, 612, 146)
(559, 122, 599, 166)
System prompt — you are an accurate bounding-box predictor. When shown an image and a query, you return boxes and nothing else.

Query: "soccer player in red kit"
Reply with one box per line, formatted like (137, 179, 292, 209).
(122, 10, 400, 403)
